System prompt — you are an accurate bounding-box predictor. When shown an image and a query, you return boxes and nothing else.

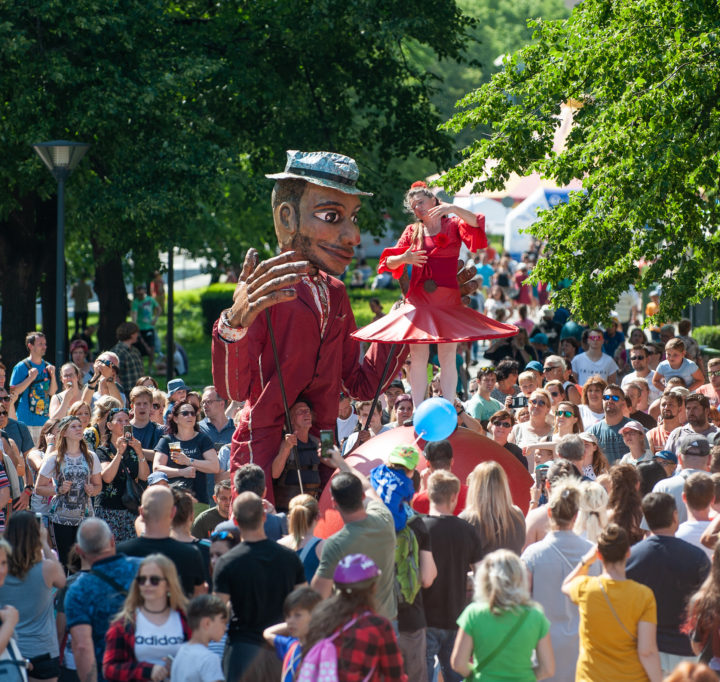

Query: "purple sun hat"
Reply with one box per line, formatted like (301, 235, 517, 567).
(334, 554, 380, 588)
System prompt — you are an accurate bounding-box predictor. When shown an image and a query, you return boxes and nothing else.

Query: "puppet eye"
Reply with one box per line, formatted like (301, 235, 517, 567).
(314, 211, 340, 223)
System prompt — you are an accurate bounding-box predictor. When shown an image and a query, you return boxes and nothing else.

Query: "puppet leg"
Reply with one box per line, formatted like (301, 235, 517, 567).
(409, 344, 430, 407)
(438, 342, 458, 402)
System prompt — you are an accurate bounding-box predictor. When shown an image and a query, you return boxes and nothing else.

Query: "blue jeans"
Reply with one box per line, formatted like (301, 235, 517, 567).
(426, 626, 462, 682)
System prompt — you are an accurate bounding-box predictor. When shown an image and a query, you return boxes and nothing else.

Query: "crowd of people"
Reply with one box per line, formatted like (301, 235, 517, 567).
(0, 237, 719, 682)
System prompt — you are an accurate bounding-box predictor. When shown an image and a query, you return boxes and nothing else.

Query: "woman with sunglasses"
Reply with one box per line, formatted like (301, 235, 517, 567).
(103, 554, 190, 682)
(95, 408, 149, 541)
(35, 416, 102, 567)
(579, 375, 608, 428)
(153, 401, 219, 505)
(150, 390, 167, 426)
(509, 390, 553, 461)
(487, 410, 527, 469)
(553, 401, 583, 437)
(543, 379, 566, 408)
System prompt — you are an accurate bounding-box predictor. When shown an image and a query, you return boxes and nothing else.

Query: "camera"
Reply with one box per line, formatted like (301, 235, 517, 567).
(511, 395, 529, 409)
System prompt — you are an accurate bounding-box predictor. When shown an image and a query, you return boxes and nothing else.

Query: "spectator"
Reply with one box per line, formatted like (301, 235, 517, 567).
(552, 401, 584, 439)
(213, 492, 305, 680)
(128, 386, 163, 465)
(412, 440, 469, 515)
(80, 353, 125, 410)
(0, 539, 23, 680)
(198, 386, 234, 498)
(0, 387, 34, 459)
(625, 379, 657, 430)
(69, 340, 94, 385)
(150, 389, 166, 427)
(460, 461, 525, 556)
(67, 400, 92, 430)
(622, 345, 663, 404)
(619, 420, 653, 466)
(65, 518, 141, 682)
(509, 389, 553, 451)
(277, 494, 324, 583)
(336, 392, 358, 446)
(9, 332, 57, 442)
(95, 407, 150, 541)
(388, 393, 413, 428)
(83, 395, 122, 451)
(698, 357, 720, 409)
(465, 367, 503, 423)
(637, 460, 669, 497)
(164, 380, 188, 422)
(231, 464, 287, 541)
(342, 401, 390, 455)
(451, 549, 554, 681)
(382, 380, 405, 424)
(170, 594, 227, 682)
(191, 480, 233, 540)
(653, 435, 712, 524)
(109, 323, 145, 399)
(34, 415, 102, 566)
(153, 400, 219, 505)
(485, 410, 527, 469)
(0, 511, 66, 681)
(103, 555, 190, 682)
(574, 480, 610, 543)
(544, 379, 566, 408)
(685, 543, 720, 673)
(654, 449, 679, 478)
(578, 374, 607, 427)
(626, 493, 710, 676)
(647, 392, 684, 454)
(608, 463, 644, 545)
(665, 395, 718, 455)
(131, 286, 161, 373)
(563, 524, 662, 681)
(653, 338, 703, 393)
(483, 285, 509, 322)
(117, 486, 207, 597)
(489, 359, 520, 403)
(571, 328, 618, 386)
(422, 470, 482, 682)
(49, 363, 83, 421)
(585, 384, 631, 464)
(300, 554, 407, 682)
(677, 473, 715, 558)
(311, 449, 397, 622)
(578, 432, 610, 479)
(27, 419, 59, 522)
(170, 490, 211, 579)
(523, 479, 598, 681)
(542, 354, 582, 404)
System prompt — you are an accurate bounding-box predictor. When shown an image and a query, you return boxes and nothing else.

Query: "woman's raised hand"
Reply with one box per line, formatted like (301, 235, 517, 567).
(402, 246, 427, 267)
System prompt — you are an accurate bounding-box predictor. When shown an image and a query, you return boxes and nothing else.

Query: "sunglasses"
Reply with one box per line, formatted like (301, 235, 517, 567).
(710, 370, 720, 377)
(178, 410, 196, 417)
(99, 359, 115, 368)
(478, 366, 496, 374)
(529, 398, 546, 407)
(602, 394, 621, 402)
(548, 391, 560, 398)
(210, 530, 235, 542)
(136, 575, 166, 586)
(201, 399, 223, 406)
(555, 410, 574, 418)
(588, 334, 603, 341)
(491, 421, 512, 428)
(543, 366, 560, 372)
(0, 397, 10, 403)
(629, 355, 646, 361)
(0, 411, 7, 417)
(152, 403, 161, 410)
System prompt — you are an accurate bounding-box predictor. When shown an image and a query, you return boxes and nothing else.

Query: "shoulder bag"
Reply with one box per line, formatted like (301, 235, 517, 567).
(473, 607, 531, 674)
(597, 577, 636, 641)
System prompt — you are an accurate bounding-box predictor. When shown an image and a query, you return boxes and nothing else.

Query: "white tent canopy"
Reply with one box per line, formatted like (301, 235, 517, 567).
(453, 195, 509, 236)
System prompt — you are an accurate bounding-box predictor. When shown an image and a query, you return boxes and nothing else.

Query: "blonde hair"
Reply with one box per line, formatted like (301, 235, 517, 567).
(427, 470, 460, 506)
(461, 461, 520, 547)
(474, 549, 534, 615)
(113, 554, 188, 626)
(287, 495, 319, 549)
(91, 395, 122, 426)
(573, 480, 609, 542)
(547, 478, 581, 528)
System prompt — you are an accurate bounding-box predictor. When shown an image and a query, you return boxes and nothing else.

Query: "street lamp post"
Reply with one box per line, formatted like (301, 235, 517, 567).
(32, 141, 90, 368)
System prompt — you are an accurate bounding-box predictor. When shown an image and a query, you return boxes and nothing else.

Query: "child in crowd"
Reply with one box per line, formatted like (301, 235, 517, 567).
(171, 595, 227, 682)
(517, 370, 540, 398)
(652, 338, 703, 392)
(263, 587, 322, 682)
(369, 445, 419, 531)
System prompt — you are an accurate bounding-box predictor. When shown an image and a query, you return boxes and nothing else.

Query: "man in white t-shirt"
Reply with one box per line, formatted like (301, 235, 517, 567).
(571, 328, 618, 386)
(622, 344, 662, 403)
(336, 392, 358, 446)
(676, 471, 714, 558)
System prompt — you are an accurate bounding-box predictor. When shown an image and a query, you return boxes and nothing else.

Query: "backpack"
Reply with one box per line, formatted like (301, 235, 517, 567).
(296, 612, 375, 682)
(394, 517, 421, 606)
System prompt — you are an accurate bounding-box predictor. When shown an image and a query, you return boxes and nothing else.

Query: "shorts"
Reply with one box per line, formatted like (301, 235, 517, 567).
(29, 654, 60, 680)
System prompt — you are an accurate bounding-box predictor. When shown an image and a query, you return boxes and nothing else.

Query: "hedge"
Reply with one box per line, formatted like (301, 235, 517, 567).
(694, 326, 720, 350)
(199, 284, 235, 336)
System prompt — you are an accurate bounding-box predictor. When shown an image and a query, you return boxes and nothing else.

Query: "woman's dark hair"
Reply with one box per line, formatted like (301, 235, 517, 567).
(37, 418, 60, 451)
(168, 400, 200, 435)
(637, 460, 668, 497)
(684, 543, 720, 653)
(495, 359, 520, 382)
(5, 512, 42, 579)
(608, 464, 644, 545)
(171, 489, 195, 527)
(597, 523, 630, 564)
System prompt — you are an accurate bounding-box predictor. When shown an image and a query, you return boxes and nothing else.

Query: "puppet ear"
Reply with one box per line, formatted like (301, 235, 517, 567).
(274, 200, 299, 249)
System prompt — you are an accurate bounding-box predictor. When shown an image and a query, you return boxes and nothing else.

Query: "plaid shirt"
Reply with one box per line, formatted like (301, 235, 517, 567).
(110, 341, 145, 394)
(335, 612, 407, 682)
(103, 612, 191, 681)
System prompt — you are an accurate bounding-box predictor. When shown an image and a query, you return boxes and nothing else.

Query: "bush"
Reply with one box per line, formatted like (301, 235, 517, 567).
(199, 284, 236, 336)
(694, 326, 720, 350)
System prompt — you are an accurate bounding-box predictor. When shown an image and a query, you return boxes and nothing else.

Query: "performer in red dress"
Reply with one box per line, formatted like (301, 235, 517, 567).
(211, 151, 407, 504)
(353, 181, 517, 405)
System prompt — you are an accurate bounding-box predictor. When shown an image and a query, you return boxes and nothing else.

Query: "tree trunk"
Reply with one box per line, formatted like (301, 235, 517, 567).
(0, 193, 56, 368)
(91, 238, 129, 351)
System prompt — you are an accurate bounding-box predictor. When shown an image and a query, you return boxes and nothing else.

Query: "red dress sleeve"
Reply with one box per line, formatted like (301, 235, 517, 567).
(457, 213, 488, 252)
(378, 225, 416, 279)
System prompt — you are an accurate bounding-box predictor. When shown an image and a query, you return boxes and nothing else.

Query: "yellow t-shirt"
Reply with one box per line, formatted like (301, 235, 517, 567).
(569, 575, 657, 681)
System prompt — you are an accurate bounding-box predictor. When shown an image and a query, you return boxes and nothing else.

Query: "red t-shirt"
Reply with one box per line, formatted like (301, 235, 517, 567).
(412, 484, 468, 516)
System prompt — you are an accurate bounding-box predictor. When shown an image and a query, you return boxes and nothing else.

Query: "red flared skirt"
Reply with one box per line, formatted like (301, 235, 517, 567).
(351, 286, 519, 344)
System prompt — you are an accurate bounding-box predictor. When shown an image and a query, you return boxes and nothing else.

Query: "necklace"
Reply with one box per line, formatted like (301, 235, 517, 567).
(142, 604, 169, 614)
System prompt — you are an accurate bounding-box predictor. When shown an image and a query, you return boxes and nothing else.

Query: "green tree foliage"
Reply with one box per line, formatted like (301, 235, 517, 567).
(441, 0, 720, 324)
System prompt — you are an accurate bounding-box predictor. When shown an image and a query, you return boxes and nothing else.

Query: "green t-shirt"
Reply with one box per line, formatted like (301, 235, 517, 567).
(316, 499, 397, 620)
(466, 394, 505, 422)
(131, 296, 160, 330)
(456, 603, 549, 682)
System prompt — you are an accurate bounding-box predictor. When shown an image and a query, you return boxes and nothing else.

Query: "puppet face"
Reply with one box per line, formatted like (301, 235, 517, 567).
(275, 183, 362, 276)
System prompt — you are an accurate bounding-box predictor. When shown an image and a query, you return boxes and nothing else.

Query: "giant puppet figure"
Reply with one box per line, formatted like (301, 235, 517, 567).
(211, 151, 414, 503)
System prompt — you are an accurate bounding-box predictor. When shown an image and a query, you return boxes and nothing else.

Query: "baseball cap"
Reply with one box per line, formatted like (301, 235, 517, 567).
(387, 445, 419, 471)
(579, 432, 598, 446)
(525, 360, 544, 374)
(619, 420, 645, 435)
(678, 434, 711, 458)
(529, 333, 549, 346)
(388, 380, 405, 391)
(654, 450, 678, 465)
(147, 472, 169, 486)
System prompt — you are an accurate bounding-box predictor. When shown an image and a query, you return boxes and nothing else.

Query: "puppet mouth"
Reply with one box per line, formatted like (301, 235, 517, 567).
(321, 244, 354, 264)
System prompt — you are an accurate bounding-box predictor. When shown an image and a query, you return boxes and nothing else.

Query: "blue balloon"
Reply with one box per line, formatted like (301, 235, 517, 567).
(413, 397, 458, 442)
